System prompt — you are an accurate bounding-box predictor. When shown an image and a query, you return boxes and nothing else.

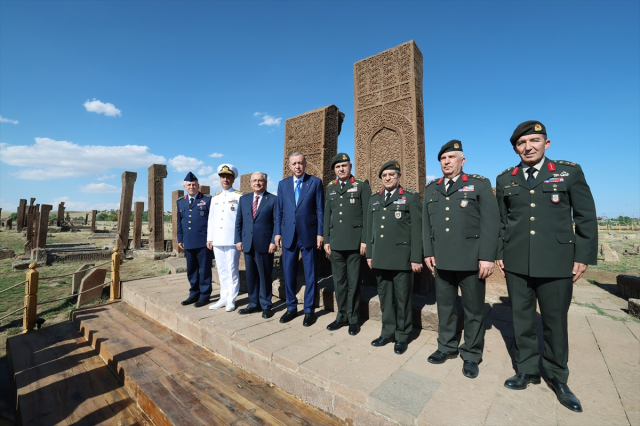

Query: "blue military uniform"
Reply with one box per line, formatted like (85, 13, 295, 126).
(177, 172, 213, 302)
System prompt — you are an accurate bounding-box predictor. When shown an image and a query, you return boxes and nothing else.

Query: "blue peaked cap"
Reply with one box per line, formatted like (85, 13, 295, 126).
(184, 172, 198, 182)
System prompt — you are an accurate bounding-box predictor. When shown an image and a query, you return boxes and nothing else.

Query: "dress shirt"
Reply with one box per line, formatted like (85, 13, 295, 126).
(521, 157, 545, 180)
(252, 192, 264, 211)
(384, 188, 397, 199)
(444, 174, 460, 188)
(293, 173, 306, 190)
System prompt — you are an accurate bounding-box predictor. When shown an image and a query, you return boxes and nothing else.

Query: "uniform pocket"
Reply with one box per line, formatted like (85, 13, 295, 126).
(504, 186, 520, 197)
(556, 232, 575, 244)
(465, 228, 480, 239)
(395, 237, 409, 245)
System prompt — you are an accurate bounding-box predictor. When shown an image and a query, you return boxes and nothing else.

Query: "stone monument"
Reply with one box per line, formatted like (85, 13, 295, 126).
(132, 201, 144, 249)
(90, 210, 97, 233)
(116, 171, 137, 250)
(354, 40, 426, 197)
(148, 164, 167, 252)
(16, 199, 27, 232)
(56, 202, 65, 226)
(200, 185, 210, 195)
(282, 105, 344, 189)
(171, 190, 184, 255)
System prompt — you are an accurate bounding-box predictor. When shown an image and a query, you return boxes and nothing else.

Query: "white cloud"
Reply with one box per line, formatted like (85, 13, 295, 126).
(84, 99, 122, 117)
(168, 155, 204, 173)
(0, 115, 19, 124)
(52, 195, 120, 211)
(426, 175, 437, 181)
(80, 183, 121, 193)
(209, 152, 224, 158)
(0, 199, 16, 210)
(198, 166, 214, 175)
(0, 137, 166, 180)
(96, 174, 115, 180)
(254, 112, 282, 127)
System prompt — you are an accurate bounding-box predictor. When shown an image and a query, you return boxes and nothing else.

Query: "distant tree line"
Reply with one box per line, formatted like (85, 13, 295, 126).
(95, 210, 170, 222)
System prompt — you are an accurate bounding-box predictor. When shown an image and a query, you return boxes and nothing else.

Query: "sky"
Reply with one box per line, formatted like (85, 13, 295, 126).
(1, 0, 638, 218)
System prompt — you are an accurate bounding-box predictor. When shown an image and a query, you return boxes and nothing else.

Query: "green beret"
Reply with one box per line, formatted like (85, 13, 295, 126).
(331, 153, 351, 169)
(510, 121, 546, 145)
(378, 160, 401, 178)
(437, 140, 463, 161)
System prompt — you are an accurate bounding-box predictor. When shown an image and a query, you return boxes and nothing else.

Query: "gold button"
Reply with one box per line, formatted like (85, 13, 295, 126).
(530, 190, 535, 194)
(554, 188, 557, 191)
(446, 197, 450, 200)
(530, 203, 535, 208)
(339, 212, 342, 215)
(190, 209, 192, 212)
(188, 221, 191, 223)
(530, 230, 535, 235)
(382, 216, 385, 219)
(340, 196, 343, 198)
(445, 207, 450, 211)
(569, 240, 572, 243)
(530, 217, 535, 221)
(383, 208, 387, 211)
(445, 228, 450, 232)
(188, 227, 191, 230)
(340, 204, 342, 207)
(381, 225, 384, 228)
(189, 215, 191, 217)
(380, 235, 384, 238)
(445, 217, 449, 221)
(339, 220, 342, 223)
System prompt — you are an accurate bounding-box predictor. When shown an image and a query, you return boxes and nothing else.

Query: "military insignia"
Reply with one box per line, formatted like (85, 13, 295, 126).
(230, 206, 235, 211)
(534, 123, 542, 131)
(553, 173, 559, 177)
(330, 191, 337, 195)
(432, 191, 437, 194)
(393, 199, 406, 204)
(458, 185, 475, 192)
(350, 199, 355, 204)
(395, 163, 399, 168)
(342, 154, 348, 160)
(547, 162, 556, 172)
(560, 171, 569, 177)
(551, 194, 560, 203)
(373, 201, 380, 206)
(544, 178, 564, 183)
(347, 187, 358, 192)
(200, 211, 205, 216)
(511, 166, 520, 176)
(454, 143, 459, 149)
(460, 199, 468, 208)
(395, 211, 402, 219)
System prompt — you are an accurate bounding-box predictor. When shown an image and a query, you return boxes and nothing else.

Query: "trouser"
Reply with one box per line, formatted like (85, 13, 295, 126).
(374, 269, 413, 343)
(331, 249, 361, 325)
(184, 246, 213, 301)
(244, 247, 274, 310)
(282, 234, 318, 314)
(505, 271, 573, 383)
(213, 245, 241, 303)
(435, 269, 486, 363)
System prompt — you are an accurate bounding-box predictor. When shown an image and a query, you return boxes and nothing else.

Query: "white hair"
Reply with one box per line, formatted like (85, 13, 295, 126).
(250, 171, 267, 181)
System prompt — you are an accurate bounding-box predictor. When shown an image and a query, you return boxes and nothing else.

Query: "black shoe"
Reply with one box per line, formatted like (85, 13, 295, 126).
(181, 297, 198, 306)
(394, 341, 408, 354)
(262, 309, 274, 319)
(548, 378, 583, 412)
(238, 306, 261, 315)
(371, 336, 394, 347)
(303, 313, 316, 327)
(503, 373, 542, 390)
(326, 320, 348, 331)
(348, 324, 361, 336)
(194, 299, 210, 308)
(462, 360, 479, 379)
(279, 310, 297, 323)
(427, 350, 459, 364)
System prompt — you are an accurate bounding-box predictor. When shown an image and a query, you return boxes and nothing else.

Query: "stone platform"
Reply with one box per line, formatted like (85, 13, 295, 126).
(122, 274, 640, 425)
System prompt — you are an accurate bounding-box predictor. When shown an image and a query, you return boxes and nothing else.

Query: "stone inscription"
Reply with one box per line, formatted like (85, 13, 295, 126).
(171, 190, 184, 255)
(116, 171, 137, 251)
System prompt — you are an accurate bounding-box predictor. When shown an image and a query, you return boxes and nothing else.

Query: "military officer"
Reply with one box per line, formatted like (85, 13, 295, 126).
(422, 140, 500, 379)
(365, 161, 423, 355)
(323, 153, 371, 336)
(177, 172, 214, 308)
(207, 164, 243, 312)
(496, 121, 597, 413)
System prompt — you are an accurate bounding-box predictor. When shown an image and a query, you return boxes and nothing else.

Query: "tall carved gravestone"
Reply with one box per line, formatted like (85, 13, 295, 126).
(200, 185, 210, 195)
(354, 40, 426, 197)
(148, 164, 167, 252)
(171, 190, 184, 256)
(84, 213, 89, 225)
(57, 202, 65, 226)
(240, 172, 268, 194)
(16, 199, 27, 232)
(33, 204, 53, 263)
(132, 201, 144, 249)
(282, 105, 344, 189)
(116, 172, 137, 250)
(90, 210, 97, 233)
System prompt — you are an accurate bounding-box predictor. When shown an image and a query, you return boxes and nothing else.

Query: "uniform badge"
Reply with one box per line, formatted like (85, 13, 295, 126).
(460, 199, 468, 208)
(534, 123, 542, 131)
(454, 142, 460, 149)
(330, 191, 337, 195)
(350, 199, 355, 204)
(458, 185, 475, 192)
(544, 177, 564, 183)
(200, 211, 205, 216)
(560, 171, 569, 177)
(395, 211, 402, 219)
(347, 187, 358, 192)
(551, 194, 560, 203)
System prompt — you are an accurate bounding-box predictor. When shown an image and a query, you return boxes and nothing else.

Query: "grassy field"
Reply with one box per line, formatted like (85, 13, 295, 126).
(591, 231, 640, 276)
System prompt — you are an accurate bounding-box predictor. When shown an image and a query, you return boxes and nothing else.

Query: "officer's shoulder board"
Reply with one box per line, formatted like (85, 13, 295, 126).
(498, 166, 516, 177)
(212, 190, 223, 197)
(554, 160, 578, 167)
(468, 174, 487, 180)
(425, 178, 439, 187)
(234, 190, 243, 194)
(403, 188, 416, 194)
(355, 176, 368, 183)
(328, 180, 335, 186)
(203, 194, 212, 198)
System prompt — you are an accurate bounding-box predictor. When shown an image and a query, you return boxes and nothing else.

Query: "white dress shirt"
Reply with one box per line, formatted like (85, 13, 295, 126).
(251, 192, 264, 212)
(207, 187, 242, 246)
(444, 174, 461, 189)
(521, 157, 546, 180)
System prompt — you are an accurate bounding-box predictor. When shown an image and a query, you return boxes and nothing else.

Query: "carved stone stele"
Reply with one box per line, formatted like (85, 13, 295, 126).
(148, 164, 168, 252)
(354, 40, 426, 197)
(116, 172, 137, 251)
(283, 105, 344, 189)
(132, 201, 144, 249)
(171, 190, 184, 256)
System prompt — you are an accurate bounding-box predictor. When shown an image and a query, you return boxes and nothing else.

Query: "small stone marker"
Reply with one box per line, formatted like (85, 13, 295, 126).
(72, 263, 95, 293)
(5, 217, 12, 230)
(629, 298, 640, 319)
(76, 268, 107, 308)
(57, 202, 65, 226)
(601, 244, 619, 262)
(36, 205, 53, 248)
(617, 275, 640, 300)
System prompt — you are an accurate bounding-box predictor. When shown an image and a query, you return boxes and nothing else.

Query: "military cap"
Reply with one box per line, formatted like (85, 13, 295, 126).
(217, 163, 238, 178)
(510, 120, 546, 145)
(331, 153, 351, 169)
(184, 171, 198, 182)
(437, 140, 463, 160)
(378, 160, 401, 178)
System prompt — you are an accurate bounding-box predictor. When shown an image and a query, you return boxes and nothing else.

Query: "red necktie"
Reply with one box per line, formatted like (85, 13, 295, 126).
(252, 195, 259, 218)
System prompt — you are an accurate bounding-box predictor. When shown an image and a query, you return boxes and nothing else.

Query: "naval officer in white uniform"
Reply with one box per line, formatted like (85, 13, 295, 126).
(207, 164, 243, 311)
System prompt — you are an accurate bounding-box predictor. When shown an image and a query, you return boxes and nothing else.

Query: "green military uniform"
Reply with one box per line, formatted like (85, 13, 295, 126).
(366, 162, 422, 343)
(324, 170, 371, 325)
(423, 167, 499, 362)
(497, 123, 597, 383)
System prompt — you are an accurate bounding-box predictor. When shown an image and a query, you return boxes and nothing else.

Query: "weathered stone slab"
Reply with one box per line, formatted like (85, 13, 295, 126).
(171, 190, 184, 256)
(56, 201, 65, 226)
(116, 171, 137, 251)
(617, 275, 640, 300)
(132, 201, 144, 249)
(134, 250, 172, 260)
(630, 299, 640, 319)
(602, 243, 620, 262)
(165, 257, 187, 274)
(76, 268, 107, 307)
(0, 249, 15, 260)
(36, 204, 53, 249)
(199, 185, 210, 195)
(90, 210, 97, 233)
(16, 199, 27, 231)
(148, 164, 168, 252)
(5, 217, 12, 230)
(72, 263, 95, 293)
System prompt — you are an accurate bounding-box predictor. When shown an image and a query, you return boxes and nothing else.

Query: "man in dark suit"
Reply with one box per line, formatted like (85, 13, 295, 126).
(177, 172, 213, 308)
(275, 152, 324, 326)
(234, 172, 277, 318)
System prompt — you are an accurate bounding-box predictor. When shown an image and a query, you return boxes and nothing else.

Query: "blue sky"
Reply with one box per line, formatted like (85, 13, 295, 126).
(1, 0, 638, 218)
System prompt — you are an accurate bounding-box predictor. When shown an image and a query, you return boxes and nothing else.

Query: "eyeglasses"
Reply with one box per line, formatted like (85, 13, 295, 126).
(250, 179, 266, 183)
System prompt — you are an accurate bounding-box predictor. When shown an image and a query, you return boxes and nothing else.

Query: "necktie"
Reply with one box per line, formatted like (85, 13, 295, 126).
(295, 179, 301, 205)
(340, 181, 345, 190)
(189, 197, 194, 208)
(385, 191, 391, 202)
(446, 180, 454, 194)
(252, 195, 259, 218)
(526, 168, 536, 188)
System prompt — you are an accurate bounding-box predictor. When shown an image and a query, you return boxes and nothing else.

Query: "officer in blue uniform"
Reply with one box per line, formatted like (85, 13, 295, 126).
(177, 172, 214, 308)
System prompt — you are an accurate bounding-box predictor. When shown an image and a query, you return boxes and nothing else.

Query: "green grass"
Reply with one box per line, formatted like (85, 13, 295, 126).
(589, 233, 640, 276)
(572, 301, 640, 323)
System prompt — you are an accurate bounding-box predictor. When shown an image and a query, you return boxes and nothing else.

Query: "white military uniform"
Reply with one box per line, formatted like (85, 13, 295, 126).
(207, 169, 243, 307)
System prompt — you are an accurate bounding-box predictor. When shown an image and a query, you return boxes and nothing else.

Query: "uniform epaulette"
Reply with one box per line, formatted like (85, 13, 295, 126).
(355, 177, 367, 182)
(498, 167, 515, 176)
(328, 181, 335, 186)
(203, 194, 212, 198)
(468, 174, 487, 180)
(425, 178, 439, 187)
(212, 190, 223, 197)
(403, 188, 416, 194)
(234, 190, 243, 194)
(554, 160, 577, 167)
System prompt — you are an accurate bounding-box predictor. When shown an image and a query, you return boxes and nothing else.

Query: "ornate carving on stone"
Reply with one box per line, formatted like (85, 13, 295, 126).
(200, 185, 210, 195)
(56, 201, 65, 226)
(116, 172, 137, 251)
(171, 190, 184, 255)
(354, 41, 426, 197)
(16, 199, 27, 232)
(132, 201, 144, 249)
(36, 205, 53, 249)
(283, 105, 344, 189)
(148, 164, 167, 252)
(91, 210, 97, 233)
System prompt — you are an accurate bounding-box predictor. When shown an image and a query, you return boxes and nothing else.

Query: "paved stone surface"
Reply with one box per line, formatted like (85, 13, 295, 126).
(122, 273, 640, 426)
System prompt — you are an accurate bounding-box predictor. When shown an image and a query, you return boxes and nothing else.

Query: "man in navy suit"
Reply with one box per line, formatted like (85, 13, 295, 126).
(234, 172, 277, 318)
(275, 152, 324, 326)
(177, 172, 213, 308)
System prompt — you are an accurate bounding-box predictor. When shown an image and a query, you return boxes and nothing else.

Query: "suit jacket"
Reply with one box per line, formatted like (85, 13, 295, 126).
(275, 174, 324, 250)
(423, 173, 500, 271)
(234, 191, 277, 253)
(496, 157, 598, 278)
(176, 192, 212, 249)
